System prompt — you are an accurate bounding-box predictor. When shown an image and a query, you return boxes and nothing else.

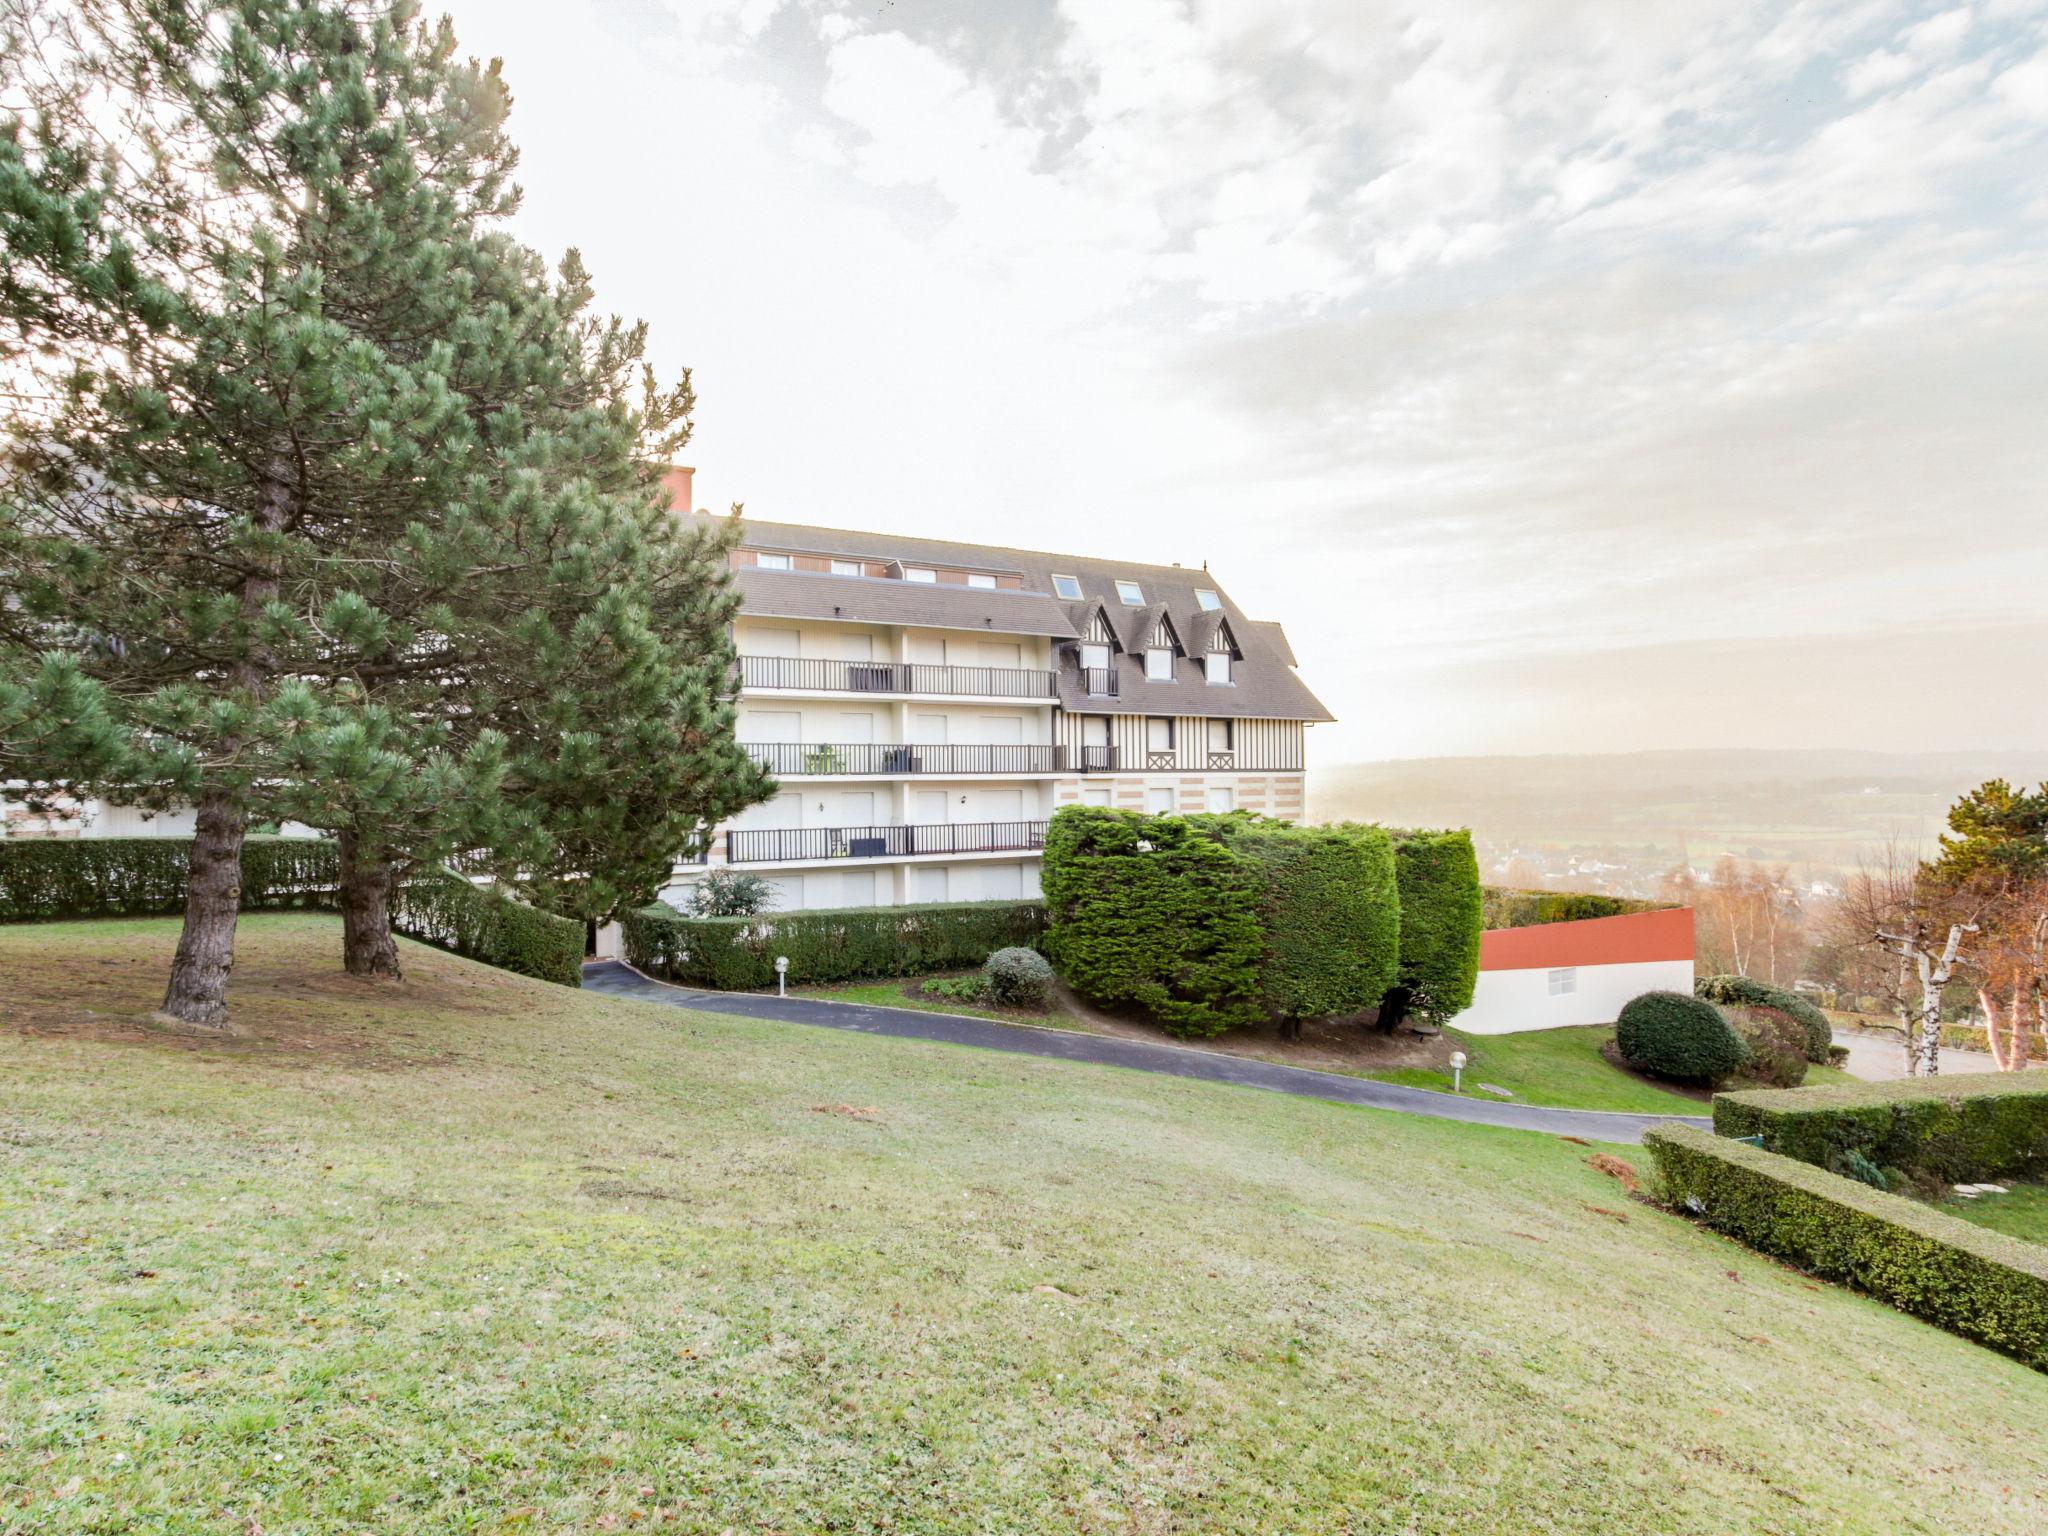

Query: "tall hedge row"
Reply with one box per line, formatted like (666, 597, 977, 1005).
(1388, 829, 1483, 1024)
(1203, 817, 1400, 1023)
(1712, 1070, 2048, 1184)
(0, 836, 339, 919)
(1040, 808, 1265, 1037)
(623, 898, 1046, 991)
(1646, 1125, 2048, 1372)
(0, 836, 583, 986)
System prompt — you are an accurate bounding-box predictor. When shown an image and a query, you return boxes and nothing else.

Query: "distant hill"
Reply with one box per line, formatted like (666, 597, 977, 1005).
(1309, 749, 2048, 888)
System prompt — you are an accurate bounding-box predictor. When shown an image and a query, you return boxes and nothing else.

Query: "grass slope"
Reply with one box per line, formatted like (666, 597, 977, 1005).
(1940, 1184, 2048, 1245)
(4, 916, 2047, 1533)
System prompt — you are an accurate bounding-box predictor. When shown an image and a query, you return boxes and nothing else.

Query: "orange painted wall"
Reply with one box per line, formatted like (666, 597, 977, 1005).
(1478, 907, 1694, 971)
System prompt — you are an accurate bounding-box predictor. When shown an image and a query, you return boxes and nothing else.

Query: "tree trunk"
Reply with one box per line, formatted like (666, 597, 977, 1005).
(158, 789, 249, 1026)
(338, 830, 402, 979)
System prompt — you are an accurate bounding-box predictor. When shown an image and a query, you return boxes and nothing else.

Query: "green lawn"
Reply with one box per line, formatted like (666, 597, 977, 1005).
(5, 916, 2047, 1533)
(1369, 1027, 1859, 1112)
(793, 971, 1093, 1032)
(1939, 1183, 2048, 1245)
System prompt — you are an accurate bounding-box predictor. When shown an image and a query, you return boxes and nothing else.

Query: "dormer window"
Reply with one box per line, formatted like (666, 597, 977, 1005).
(1052, 574, 1083, 600)
(756, 552, 793, 571)
(967, 573, 996, 589)
(1195, 588, 1221, 611)
(1116, 580, 1144, 605)
(1146, 647, 1174, 681)
(830, 559, 862, 576)
(1205, 652, 1232, 685)
(905, 566, 937, 583)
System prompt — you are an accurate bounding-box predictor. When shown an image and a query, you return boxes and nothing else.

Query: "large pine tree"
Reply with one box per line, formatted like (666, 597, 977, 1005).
(1, 0, 766, 1012)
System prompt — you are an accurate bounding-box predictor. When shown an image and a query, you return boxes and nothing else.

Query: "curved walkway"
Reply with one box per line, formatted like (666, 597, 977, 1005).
(582, 961, 1708, 1144)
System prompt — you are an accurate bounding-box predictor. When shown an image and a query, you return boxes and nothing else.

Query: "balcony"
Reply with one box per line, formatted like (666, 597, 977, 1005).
(726, 820, 1049, 864)
(744, 742, 1066, 776)
(1079, 746, 1119, 773)
(738, 655, 1057, 699)
(1079, 666, 1119, 698)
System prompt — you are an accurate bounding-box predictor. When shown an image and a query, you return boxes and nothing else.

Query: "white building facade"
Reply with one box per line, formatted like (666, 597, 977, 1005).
(661, 504, 1333, 915)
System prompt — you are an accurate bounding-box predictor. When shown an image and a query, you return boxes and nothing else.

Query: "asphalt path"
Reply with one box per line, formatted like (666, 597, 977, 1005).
(582, 960, 1710, 1144)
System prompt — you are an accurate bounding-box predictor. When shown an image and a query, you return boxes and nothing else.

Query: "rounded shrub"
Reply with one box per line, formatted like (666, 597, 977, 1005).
(983, 946, 1054, 1009)
(1615, 990, 1750, 1085)
(1696, 974, 1832, 1063)
(1724, 1006, 1809, 1088)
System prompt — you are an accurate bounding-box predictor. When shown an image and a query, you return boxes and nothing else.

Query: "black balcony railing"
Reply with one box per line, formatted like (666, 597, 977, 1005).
(744, 742, 1066, 776)
(738, 654, 1057, 698)
(1079, 745, 1119, 773)
(726, 820, 1048, 864)
(1079, 666, 1119, 698)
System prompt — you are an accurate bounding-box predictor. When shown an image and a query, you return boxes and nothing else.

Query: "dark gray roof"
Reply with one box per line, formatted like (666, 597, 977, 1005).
(693, 514, 1333, 724)
(730, 567, 1079, 638)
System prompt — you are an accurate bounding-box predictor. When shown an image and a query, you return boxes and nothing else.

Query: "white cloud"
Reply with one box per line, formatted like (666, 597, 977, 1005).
(443, 0, 2048, 760)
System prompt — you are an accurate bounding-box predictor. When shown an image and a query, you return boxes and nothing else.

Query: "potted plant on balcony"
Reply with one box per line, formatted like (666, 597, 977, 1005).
(803, 744, 843, 775)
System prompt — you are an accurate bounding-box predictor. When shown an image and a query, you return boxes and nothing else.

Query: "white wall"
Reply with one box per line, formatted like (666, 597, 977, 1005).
(1452, 959, 1696, 1035)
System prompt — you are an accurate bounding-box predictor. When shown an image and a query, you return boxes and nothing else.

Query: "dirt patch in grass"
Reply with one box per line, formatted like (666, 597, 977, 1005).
(1596, 1038, 1714, 1102)
(0, 914, 508, 1069)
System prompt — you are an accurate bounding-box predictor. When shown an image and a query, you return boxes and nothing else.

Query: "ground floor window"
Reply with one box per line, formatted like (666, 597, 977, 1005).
(1548, 967, 1578, 996)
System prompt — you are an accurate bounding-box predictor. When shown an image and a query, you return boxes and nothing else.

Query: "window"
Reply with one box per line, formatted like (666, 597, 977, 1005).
(1195, 588, 1221, 611)
(904, 566, 937, 583)
(1206, 718, 1233, 751)
(1116, 580, 1144, 605)
(1205, 785, 1235, 814)
(1548, 967, 1578, 996)
(1079, 642, 1110, 671)
(830, 558, 862, 576)
(1205, 653, 1232, 685)
(755, 552, 793, 571)
(1145, 647, 1174, 681)
(1145, 717, 1174, 751)
(967, 572, 996, 589)
(1082, 785, 1112, 807)
(1145, 786, 1175, 814)
(1052, 573, 1083, 600)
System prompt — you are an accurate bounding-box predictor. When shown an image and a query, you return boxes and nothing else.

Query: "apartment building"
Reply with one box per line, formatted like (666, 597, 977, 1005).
(665, 476, 1333, 913)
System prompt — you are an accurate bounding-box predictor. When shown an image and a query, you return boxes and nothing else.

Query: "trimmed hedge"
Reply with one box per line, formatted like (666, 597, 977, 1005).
(623, 898, 1046, 991)
(1041, 807, 1264, 1037)
(0, 835, 338, 919)
(1388, 829, 1483, 1024)
(1712, 1070, 2048, 1184)
(1203, 817, 1400, 1023)
(0, 835, 582, 986)
(391, 867, 586, 987)
(1481, 888, 1666, 930)
(1697, 974, 1833, 1063)
(1616, 990, 1749, 1084)
(1645, 1124, 2048, 1371)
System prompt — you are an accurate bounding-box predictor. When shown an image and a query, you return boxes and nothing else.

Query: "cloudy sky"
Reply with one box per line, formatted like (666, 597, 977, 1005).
(442, 0, 2048, 765)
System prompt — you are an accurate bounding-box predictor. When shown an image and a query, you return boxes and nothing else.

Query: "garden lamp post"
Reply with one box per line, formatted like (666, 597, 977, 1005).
(775, 955, 789, 997)
(1449, 1050, 1466, 1093)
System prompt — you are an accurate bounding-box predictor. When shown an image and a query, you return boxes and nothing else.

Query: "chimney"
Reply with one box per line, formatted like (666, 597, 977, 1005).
(660, 464, 696, 512)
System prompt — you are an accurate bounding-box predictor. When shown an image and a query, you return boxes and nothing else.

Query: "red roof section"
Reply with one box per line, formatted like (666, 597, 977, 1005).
(1479, 907, 1694, 971)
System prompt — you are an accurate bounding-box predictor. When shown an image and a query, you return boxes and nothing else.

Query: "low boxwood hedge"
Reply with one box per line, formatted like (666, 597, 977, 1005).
(1480, 888, 1667, 929)
(623, 898, 1046, 990)
(1712, 1070, 2048, 1184)
(1697, 974, 1833, 1063)
(1645, 1124, 2048, 1371)
(391, 867, 586, 987)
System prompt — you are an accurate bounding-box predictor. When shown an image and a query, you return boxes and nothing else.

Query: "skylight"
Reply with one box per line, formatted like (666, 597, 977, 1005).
(1052, 573, 1082, 600)
(1115, 580, 1143, 605)
(1195, 588, 1220, 611)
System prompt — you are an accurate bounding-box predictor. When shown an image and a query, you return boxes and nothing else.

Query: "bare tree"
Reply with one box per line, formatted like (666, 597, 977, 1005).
(1659, 857, 1806, 984)
(1833, 839, 1976, 1075)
